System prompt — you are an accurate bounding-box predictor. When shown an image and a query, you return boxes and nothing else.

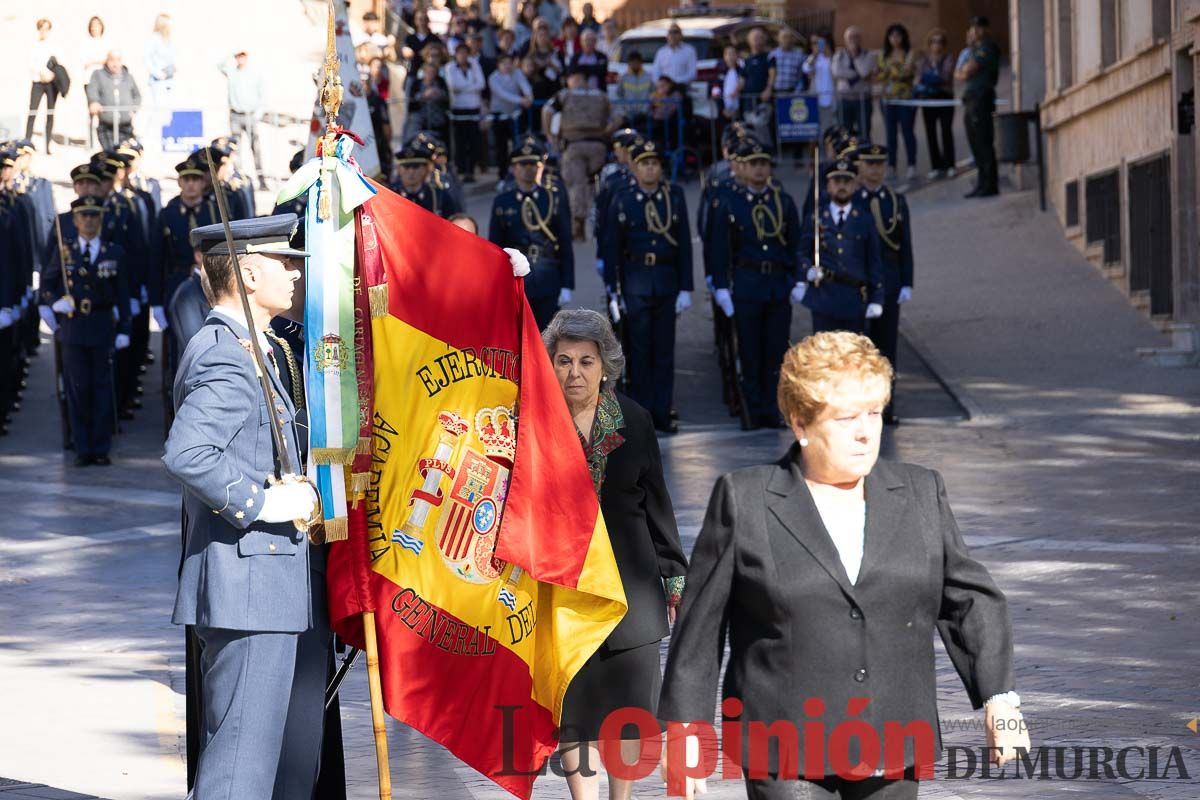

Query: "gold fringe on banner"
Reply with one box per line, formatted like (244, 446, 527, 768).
(356, 436, 372, 455)
(323, 516, 349, 542)
(349, 472, 371, 495)
(368, 283, 389, 318)
(311, 447, 357, 465)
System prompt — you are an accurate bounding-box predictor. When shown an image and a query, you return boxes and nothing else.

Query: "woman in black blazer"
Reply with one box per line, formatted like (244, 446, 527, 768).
(659, 331, 1028, 800)
(543, 309, 689, 800)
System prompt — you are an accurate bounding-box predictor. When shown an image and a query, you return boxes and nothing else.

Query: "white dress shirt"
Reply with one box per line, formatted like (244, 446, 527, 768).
(829, 201, 852, 226)
(79, 237, 99, 263)
(809, 489, 866, 584)
(652, 42, 698, 85)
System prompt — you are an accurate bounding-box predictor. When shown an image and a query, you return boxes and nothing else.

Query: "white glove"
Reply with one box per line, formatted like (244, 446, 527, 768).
(51, 297, 73, 315)
(152, 305, 169, 330)
(714, 288, 734, 318)
(0, 308, 13, 329)
(704, 274, 714, 292)
(19, 295, 28, 310)
(257, 481, 319, 524)
(790, 282, 807, 304)
(675, 290, 692, 315)
(38, 305, 58, 332)
(114, 333, 131, 350)
(558, 287, 572, 305)
(140, 285, 149, 304)
(503, 247, 530, 277)
(897, 286, 912, 304)
(806, 266, 821, 282)
(595, 258, 605, 277)
(130, 298, 141, 316)
(865, 303, 884, 319)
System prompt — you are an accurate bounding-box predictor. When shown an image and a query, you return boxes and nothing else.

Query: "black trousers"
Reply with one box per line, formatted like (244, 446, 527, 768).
(97, 120, 135, 154)
(624, 292, 676, 427)
(62, 341, 114, 458)
(921, 106, 956, 172)
(735, 295, 792, 423)
(527, 294, 559, 331)
(810, 311, 867, 335)
(452, 108, 480, 178)
(744, 768, 918, 800)
(867, 298, 900, 415)
(26, 81, 57, 146)
(963, 93, 997, 193)
(839, 96, 873, 138)
(493, 114, 517, 177)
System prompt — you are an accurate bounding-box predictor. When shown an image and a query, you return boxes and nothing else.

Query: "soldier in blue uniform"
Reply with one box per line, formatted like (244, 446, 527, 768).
(390, 141, 462, 218)
(708, 138, 802, 430)
(801, 126, 861, 221)
(592, 128, 641, 280)
(409, 132, 466, 212)
(601, 139, 692, 434)
(854, 143, 912, 424)
(197, 144, 249, 221)
(120, 138, 162, 212)
(39, 196, 131, 466)
(799, 157, 885, 335)
(488, 138, 574, 330)
(164, 214, 327, 800)
(156, 156, 219, 427)
(211, 137, 256, 218)
(0, 146, 36, 434)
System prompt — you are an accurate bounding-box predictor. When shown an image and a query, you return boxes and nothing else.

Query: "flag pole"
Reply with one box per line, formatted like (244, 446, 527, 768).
(318, 2, 391, 796)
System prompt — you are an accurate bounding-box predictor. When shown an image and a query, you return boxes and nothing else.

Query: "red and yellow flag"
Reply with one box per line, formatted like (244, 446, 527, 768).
(327, 183, 627, 798)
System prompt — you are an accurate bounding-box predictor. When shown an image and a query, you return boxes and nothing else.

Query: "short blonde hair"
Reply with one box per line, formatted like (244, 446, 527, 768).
(777, 331, 894, 426)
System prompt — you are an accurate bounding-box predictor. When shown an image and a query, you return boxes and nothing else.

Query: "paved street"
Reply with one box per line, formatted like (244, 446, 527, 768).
(1, 168, 1197, 800)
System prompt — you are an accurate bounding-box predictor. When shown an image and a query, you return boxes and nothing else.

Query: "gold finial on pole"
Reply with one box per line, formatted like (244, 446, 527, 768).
(320, 0, 343, 136)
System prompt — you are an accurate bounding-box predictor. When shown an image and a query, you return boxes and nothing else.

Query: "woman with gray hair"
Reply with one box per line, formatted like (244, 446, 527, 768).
(543, 308, 688, 800)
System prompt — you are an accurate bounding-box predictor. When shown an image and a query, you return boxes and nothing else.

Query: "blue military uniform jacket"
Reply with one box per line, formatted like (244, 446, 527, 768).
(488, 182, 574, 299)
(40, 237, 131, 346)
(0, 190, 35, 310)
(857, 185, 913, 298)
(800, 202, 885, 320)
(708, 181, 802, 295)
(153, 196, 217, 306)
(593, 162, 634, 248)
(165, 309, 321, 633)
(101, 191, 150, 301)
(602, 181, 693, 297)
(697, 166, 735, 280)
(390, 181, 462, 219)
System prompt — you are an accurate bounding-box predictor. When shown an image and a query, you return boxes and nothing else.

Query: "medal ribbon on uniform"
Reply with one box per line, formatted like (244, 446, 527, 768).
(276, 133, 376, 540)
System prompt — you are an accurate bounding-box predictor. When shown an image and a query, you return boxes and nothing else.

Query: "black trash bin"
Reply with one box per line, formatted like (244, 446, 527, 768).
(994, 110, 1036, 163)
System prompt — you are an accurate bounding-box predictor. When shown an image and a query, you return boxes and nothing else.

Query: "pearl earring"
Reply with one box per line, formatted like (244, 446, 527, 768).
(799, 437, 809, 447)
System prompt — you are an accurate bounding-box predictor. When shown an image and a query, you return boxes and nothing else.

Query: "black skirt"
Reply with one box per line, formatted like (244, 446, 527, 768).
(559, 640, 664, 742)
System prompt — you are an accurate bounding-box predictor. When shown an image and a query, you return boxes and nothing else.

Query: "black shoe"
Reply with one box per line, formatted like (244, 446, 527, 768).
(975, 188, 999, 197)
(93, 455, 112, 466)
(883, 411, 900, 426)
(655, 419, 679, 435)
(462, 174, 476, 184)
(759, 415, 787, 430)
(73, 455, 92, 467)
(144, 351, 155, 364)
(963, 187, 982, 198)
(740, 418, 760, 432)
(668, 408, 678, 421)
(118, 409, 135, 420)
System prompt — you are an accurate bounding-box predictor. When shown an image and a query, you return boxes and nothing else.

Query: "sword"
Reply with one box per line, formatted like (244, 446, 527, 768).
(202, 147, 320, 537)
(324, 646, 361, 709)
(52, 212, 73, 317)
(812, 142, 824, 287)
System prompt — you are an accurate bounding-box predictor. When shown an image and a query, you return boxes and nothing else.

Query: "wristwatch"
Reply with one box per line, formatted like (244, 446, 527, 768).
(984, 691, 1021, 709)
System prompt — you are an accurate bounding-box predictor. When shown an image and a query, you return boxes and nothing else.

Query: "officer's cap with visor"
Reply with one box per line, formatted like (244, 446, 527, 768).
(734, 138, 772, 163)
(611, 127, 642, 149)
(630, 139, 667, 165)
(854, 143, 888, 163)
(70, 195, 105, 214)
(823, 158, 858, 181)
(395, 142, 432, 166)
(189, 213, 310, 258)
(511, 137, 546, 164)
(71, 163, 104, 183)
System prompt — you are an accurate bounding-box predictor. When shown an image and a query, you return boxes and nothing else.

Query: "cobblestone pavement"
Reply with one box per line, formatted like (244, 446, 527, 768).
(1, 169, 1197, 800)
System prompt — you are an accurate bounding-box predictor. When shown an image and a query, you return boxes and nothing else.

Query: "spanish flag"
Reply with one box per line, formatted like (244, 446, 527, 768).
(326, 183, 627, 798)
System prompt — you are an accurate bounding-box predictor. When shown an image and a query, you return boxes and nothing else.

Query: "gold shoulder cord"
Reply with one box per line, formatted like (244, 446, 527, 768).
(521, 192, 557, 243)
(264, 329, 305, 410)
(751, 185, 785, 244)
(869, 186, 901, 251)
(644, 186, 677, 246)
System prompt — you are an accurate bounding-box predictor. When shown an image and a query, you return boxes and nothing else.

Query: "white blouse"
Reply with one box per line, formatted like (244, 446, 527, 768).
(809, 488, 866, 584)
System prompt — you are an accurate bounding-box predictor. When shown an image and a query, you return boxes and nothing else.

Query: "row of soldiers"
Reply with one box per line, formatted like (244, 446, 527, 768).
(384, 121, 915, 434)
(0, 140, 55, 437)
(12, 135, 264, 464)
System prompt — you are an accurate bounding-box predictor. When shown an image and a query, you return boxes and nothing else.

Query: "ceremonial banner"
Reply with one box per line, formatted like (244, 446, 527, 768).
(277, 134, 376, 538)
(304, 0, 383, 178)
(327, 185, 627, 798)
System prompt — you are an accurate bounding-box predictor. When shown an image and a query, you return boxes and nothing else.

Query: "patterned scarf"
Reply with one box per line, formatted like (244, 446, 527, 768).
(576, 389, 625, 498)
